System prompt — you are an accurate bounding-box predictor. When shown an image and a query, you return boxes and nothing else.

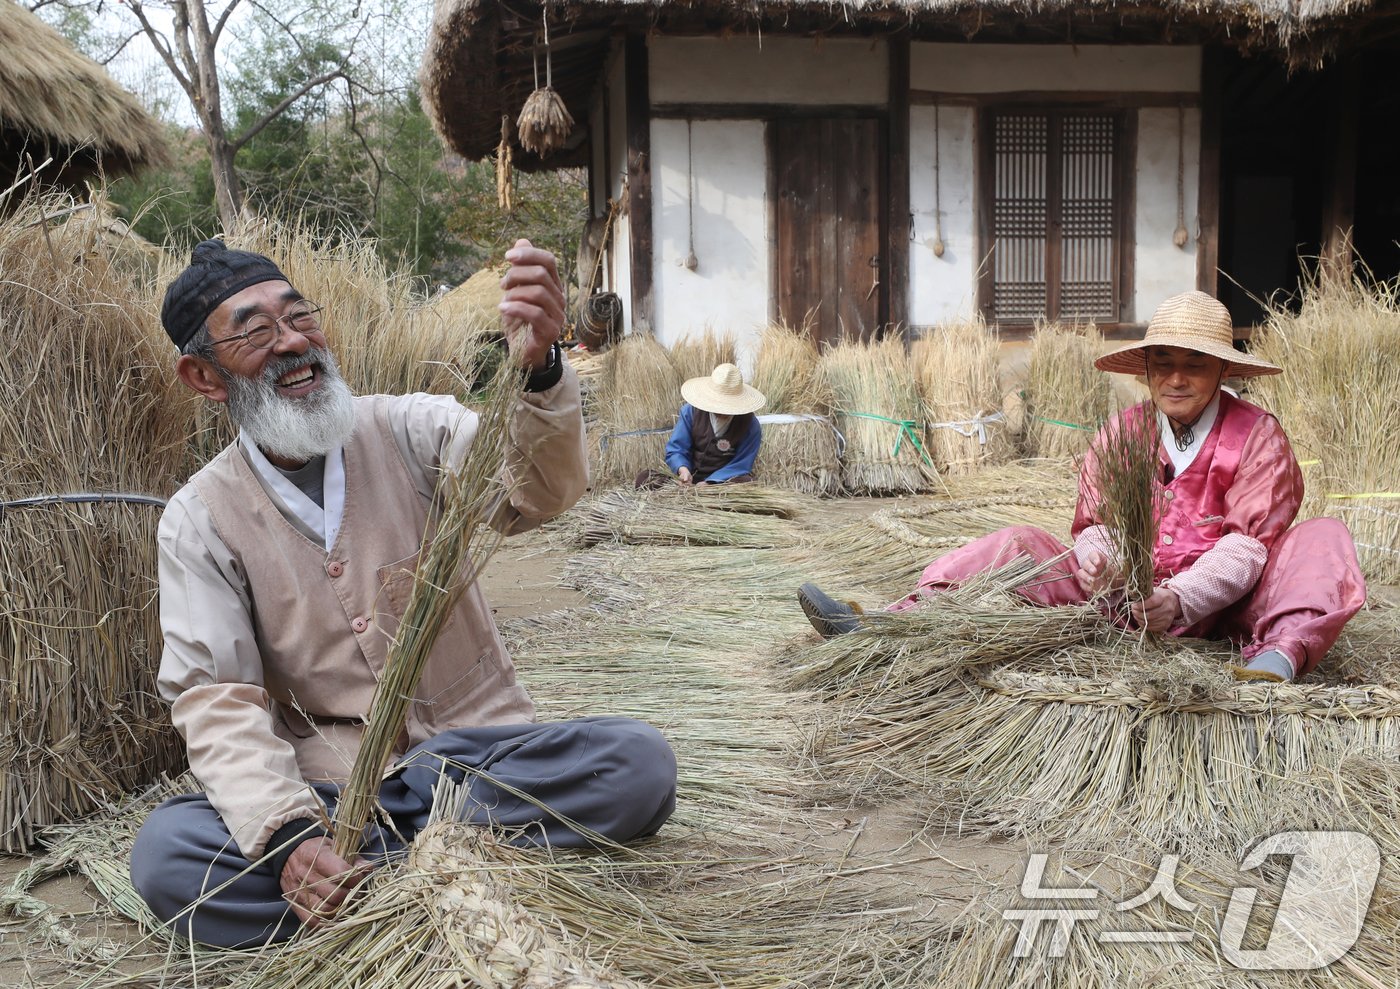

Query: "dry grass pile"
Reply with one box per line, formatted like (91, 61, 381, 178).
(0, 192, 188, 851)
(751, 323, 842, 496)
(820, 337, 936, 495)
(1250, 275, 1400, 583)
(594, 334, 681, 486)
(1022, 321, 1112, 459)
(668, 328, 737, 384)
(785, 559, 1400, 850)
(558, 488, 807, 550)
(912, 318, 1015, 474)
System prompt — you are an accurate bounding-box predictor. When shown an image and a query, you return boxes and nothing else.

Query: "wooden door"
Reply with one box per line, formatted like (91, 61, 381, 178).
(772, 117, 884, 344)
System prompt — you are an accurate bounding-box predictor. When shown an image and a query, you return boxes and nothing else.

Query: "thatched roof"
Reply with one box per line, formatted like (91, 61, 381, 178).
(422, 0, 1388, 169)
(0, 0, 168, 188)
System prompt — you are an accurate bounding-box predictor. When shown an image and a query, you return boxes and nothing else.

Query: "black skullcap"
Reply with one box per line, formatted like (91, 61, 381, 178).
(160, 239, 290, 351)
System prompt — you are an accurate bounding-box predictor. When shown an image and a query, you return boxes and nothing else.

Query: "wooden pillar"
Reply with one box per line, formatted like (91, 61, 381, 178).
(1196, 47, 1223, 297)
(625, 33, 654, 334)
(886, 33, 911, 333)
(1321, 57, 1361, 282)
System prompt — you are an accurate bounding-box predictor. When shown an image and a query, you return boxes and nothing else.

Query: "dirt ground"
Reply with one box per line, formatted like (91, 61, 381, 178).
(0, 497, 1027, 988)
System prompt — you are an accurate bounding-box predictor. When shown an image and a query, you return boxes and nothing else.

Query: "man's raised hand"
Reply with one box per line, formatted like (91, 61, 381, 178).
(499, 239, 565, 371)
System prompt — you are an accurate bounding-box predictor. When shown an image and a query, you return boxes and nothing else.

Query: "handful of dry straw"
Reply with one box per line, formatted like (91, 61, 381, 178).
(912, 317, 1014, 473)
(1023, 321, 1112, 459)
(332, 359, 522, 859)
(1082, 405, 1163, 618)
(751, 323, 842, 496)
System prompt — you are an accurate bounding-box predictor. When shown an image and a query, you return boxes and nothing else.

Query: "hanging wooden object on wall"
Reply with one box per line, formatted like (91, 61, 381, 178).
(931, 103, 946, 257)
(1173, 104, 1189, 249)
(683, 119, 698, 270)
(516, 7, 574, 157)
(495, 114, 514, 212)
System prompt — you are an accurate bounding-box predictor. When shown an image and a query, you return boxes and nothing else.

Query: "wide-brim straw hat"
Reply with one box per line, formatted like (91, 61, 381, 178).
(1095, 291, 1281, 378)
(681, 363, 767, 415)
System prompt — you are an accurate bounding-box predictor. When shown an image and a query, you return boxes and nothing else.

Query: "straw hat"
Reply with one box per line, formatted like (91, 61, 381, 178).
(1095, 291, 1281, 378)
(681, 363, 767, 416)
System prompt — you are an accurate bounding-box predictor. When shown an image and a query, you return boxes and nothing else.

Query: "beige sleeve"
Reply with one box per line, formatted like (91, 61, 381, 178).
(387, 358, 589, 532)
(157, 493, 327, 860)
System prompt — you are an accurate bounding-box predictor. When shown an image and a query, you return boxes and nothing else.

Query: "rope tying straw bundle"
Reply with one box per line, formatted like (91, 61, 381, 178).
(838, 411, 933, 466)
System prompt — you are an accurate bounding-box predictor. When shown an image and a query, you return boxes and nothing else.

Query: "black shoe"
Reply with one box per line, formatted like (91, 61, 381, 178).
(798, 583, 863, 638)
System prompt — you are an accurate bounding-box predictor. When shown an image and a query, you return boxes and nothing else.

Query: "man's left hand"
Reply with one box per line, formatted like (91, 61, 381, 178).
(499, 238, 565, 371)
(1130, 587, 1181, 633)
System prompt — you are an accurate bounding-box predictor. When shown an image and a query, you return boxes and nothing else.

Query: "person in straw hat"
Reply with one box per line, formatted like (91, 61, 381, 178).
(130, 239, 677, 948)
(799, 290, 1366, 683)
(635, 362, 767, 489)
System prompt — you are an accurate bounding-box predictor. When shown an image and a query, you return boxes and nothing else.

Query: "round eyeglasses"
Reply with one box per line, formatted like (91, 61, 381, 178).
(211, 301, 324, 351)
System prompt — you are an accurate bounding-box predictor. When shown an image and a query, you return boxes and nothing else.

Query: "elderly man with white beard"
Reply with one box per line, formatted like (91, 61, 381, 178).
(130, 239, 677, 948)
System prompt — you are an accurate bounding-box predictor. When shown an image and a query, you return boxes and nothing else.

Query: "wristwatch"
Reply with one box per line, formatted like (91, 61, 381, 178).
(523, 341, 563, 393)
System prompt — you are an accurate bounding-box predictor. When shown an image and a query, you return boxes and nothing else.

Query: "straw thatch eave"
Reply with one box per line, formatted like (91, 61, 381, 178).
(0, 0, 169, 187)
(422, 0, 1391, 169)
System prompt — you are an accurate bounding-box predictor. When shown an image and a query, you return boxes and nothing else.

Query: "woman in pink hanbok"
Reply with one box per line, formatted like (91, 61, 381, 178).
(799, 291, 1366, 683)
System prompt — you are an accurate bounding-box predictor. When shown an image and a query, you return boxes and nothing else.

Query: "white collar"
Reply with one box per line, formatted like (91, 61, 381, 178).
(239, 431, 346, 550)
(1157, 392, 1221, 478)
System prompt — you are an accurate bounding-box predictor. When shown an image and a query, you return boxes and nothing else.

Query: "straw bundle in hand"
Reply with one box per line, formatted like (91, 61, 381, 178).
(912, 318, 1015, 474)
(0, 193, 188, 850)
(819, 337, 936, 494)
(1023, 321, 1112, 459)
(1082, 407, 1163, 616)
(332, 362, 521, 859)
(1251, 276, 1400, 583)
(594, 334, 681, 487)
(751, 324, 841, 496)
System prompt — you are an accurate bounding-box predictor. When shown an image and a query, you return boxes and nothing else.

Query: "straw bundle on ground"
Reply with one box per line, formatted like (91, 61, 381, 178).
(820, 337, 936, 494)
(751, 324, 842, 496)
(1250, 276, 1400, 583)
(667, 328, 737, 384)
(0, 193, 188, 851)
(594, 334, 681, 487)
(1023, 321, 1112, 459)
(913, 319, 1015, 474)
(334, 362, 520, 858)
(560, 489, 804, 549)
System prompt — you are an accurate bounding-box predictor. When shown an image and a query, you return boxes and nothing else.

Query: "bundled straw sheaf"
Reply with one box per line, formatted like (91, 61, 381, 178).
(668, 328, 737, 384)
(751, 323, 842, 496)
(1082, 405, 1163, 610)
(333, 360, 522, 859)
(0, 192, 187, 850)
(1250, 274, 1400, 583)
(594, 334, 681, 486)
(1023, 321, 1112, 459)
(913, 318, 1015, 474)
(820, 337, 936, 495)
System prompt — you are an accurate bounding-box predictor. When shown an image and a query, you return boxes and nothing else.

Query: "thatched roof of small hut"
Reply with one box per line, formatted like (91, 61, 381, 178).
(0, 0, 169, 190)
(422, 0, 1388, 171)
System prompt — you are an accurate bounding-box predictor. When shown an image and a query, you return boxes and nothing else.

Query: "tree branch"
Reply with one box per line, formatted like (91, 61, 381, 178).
(125, 0, 195, 99)
(211, 0, 244, 46)
(230, 68, 346, 152)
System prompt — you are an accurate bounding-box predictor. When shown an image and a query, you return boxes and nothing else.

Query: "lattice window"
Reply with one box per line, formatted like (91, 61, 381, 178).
(984, 110, 1125, 324)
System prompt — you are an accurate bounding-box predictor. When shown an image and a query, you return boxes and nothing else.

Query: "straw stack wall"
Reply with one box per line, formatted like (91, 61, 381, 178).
(751, 324, 841, 496)
(820, 337, 935, 495)
(1023, 321, 1112, 459)
(0, 193, 188, 850)
(1250, 276, 1400, 583)
(594, 334, 681, 487)
(668, 328, 737, 384)
(912, 318, 1015, 474)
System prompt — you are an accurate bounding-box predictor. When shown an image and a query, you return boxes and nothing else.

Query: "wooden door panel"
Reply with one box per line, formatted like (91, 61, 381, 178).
(773, 117, 882, 344)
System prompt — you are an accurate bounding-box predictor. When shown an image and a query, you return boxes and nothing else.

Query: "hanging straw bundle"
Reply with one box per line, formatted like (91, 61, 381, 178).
(332, 361, 521, 859)
(820, 337, 936, 495)
(516, 20, 575, 159)
(0, 192, 188, 850)
(594, 334, 682, 487)
(751, 323, 842, 496)
(1023, 321, 1112, 460)
(912, 318, 1015, 474)
(1250, 274, 1400, 583)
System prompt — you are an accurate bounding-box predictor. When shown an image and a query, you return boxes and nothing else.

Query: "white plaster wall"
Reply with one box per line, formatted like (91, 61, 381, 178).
(651, 119, 769, 359)
(1134, 107, 1200, 322)
(908, 104, 980, 326)
(911, 44, 1200, 93)
(650, 36, 887, 106)
(606, 52, 633, 333)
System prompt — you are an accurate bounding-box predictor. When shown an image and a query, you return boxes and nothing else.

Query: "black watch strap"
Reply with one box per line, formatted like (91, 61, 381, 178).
(523, 341, 564, 393)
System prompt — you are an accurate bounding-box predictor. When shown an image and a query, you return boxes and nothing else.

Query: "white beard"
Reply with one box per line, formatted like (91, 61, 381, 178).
(220, 347, 357, 462)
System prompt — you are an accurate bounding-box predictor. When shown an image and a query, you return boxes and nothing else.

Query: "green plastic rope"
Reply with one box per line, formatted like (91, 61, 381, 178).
(838, 411, 934, 466)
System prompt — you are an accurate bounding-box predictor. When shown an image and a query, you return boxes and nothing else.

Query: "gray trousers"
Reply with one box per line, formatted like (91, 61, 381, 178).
(130, 717, 677, 948)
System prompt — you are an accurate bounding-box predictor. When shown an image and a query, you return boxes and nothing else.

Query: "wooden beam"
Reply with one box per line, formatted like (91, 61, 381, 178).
(625, 33, 654, 334)
(652, 102, 884, 120)
(1196, 47, 1223, 296)
(1321, 56, 1360, 281)
(886, 33, 911, 333)
(910, 90, 1201, 108)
